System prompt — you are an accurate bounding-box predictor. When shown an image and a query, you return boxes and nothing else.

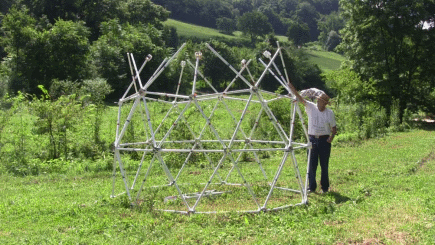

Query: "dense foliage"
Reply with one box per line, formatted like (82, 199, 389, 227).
(0, 0, 172, 96)
(338, 0, 435, 123)
(152, 0, 342, 45)
(0, 0, 433, 177)
(0, 0, 340, 98)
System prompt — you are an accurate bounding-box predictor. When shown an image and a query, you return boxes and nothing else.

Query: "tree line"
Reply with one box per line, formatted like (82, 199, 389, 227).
(152, 0, 344, 48)
(1, 0, 434, 124)
(0, 0, 328, 100)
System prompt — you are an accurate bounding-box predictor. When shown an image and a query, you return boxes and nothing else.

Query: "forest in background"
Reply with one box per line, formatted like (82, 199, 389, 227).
(0, 0, 434, 175)
(1, 0, 345, 104)
(152, 0, 343, 47)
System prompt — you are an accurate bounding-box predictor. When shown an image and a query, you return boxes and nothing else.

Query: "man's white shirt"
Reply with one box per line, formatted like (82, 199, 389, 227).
(305, 101, 336, 136)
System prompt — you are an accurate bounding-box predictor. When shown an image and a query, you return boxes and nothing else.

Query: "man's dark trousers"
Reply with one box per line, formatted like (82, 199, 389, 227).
(308, 135, 331, 192)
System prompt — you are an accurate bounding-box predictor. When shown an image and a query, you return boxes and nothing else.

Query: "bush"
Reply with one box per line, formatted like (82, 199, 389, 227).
(333, 102, 388, 140)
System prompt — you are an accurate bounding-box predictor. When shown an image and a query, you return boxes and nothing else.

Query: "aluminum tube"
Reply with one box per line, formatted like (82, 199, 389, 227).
(223, 59, 253, 93)
(187, 60, 219, 93)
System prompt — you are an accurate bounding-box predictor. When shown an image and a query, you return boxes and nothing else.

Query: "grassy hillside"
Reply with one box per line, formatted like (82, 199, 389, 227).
(305, 46, 346, 71)
(164, 19, 235, 40)
(163, 19, 345, 72)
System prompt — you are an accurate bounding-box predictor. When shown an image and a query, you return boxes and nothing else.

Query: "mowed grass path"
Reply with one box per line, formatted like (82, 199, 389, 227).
(1, 128, 434, 244)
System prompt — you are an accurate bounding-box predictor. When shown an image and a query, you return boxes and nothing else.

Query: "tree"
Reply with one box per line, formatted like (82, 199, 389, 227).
(295, 2, 320, 41)
(0, 0, 16, 57)
(277, 0, 299, 18)
(282, 46, 326, 93)
(260, 8, 287, 35)
(20, 0, 169, 41)
(216, 17, 237, 34)
(1, 6, 37, 92)
(324, 67, 368, 105)
(1, 6, 91, 94)
(90, 19, 171, 99)
(21, 0, 82, 23)
(199, 0, 233, 28)
(116, 0, 169, 27)
(162, 26, 179, 48)
(339, 0, 435, 122)
(152, 0, 201, 24)
(0, 0, 15, 15)
(44, 20, 91, 84)
(324, 30, 341, 51)
(317, 11, 345, 48)
(237, 11, 273, 44)
(232, 0, 254, 16)
(311, 0, 339, 15)
(200, 40, 238, 91)
(287, 21, 310, 46)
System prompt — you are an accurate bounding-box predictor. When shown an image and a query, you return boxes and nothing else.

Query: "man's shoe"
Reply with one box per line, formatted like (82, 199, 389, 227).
(322, 189, 328, 194)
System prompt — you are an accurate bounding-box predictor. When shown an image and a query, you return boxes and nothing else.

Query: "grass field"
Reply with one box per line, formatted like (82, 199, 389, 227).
(164, 18, 344, 72)
(164, 19, 289, 44)
(164, 19, 241, 40)
(305, 48, 346, 72)
(1, 126, 434, 244)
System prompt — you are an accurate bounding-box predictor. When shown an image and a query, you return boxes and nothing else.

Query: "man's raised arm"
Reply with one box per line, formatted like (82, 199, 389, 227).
(288, 82, 306, 106)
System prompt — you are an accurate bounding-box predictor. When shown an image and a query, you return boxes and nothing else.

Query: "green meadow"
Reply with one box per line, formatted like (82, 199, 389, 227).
(305, 47, 346, 72)
(164, 19, 241, 41)
(1, 125, 434, 244)
(163, 18, 344, 72)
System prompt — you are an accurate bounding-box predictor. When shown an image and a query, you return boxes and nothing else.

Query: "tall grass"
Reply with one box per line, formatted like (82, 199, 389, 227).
(0, 89, 415, 176)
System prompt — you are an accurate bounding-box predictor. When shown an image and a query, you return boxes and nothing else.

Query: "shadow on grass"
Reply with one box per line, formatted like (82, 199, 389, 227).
(328, 191, 352, 204)
(309, 191, 351, 204)
(414, 121, 435, 131)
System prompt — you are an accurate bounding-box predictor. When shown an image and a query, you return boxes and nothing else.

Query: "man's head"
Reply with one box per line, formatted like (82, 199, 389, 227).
(316, 93, 330, 111)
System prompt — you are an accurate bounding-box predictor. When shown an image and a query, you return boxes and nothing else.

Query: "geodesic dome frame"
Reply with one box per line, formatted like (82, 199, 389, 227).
(111, 42, 312, 214)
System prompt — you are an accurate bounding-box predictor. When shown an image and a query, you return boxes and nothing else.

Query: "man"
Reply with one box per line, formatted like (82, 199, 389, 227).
(288, 82, 337, 193)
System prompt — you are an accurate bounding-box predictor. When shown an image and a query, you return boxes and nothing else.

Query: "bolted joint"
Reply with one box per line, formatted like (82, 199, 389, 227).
(146, 54, 153, 61)
(180, 60, 186, 67)
(195, 51, 203, 59)
(251, 86, 258, 93)
(139, 88, 146, 96)
(263, 51, 272, 59)
(307, 142, 312, 150)
(241, 59, 247, 67)
(153, 147, 161, 153)
(245, 138, 251, 144)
